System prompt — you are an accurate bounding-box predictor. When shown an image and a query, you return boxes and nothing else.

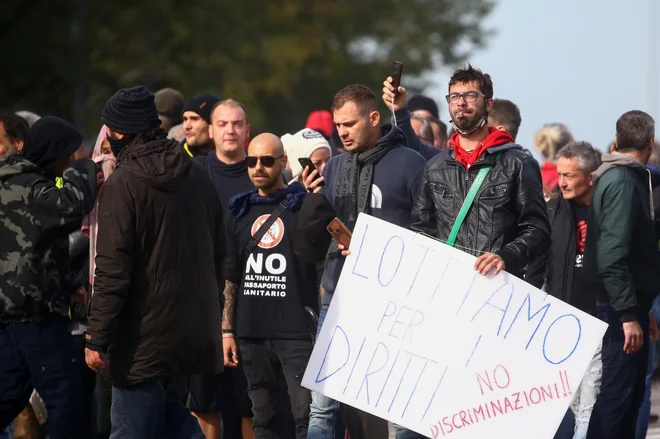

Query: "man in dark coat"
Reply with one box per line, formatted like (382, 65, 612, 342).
(0, 116, 97, 438)
(84, 86, 226, 438)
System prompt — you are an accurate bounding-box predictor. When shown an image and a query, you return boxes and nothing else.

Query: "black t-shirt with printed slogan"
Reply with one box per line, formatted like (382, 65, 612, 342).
(570, 203, 593, 313)
(225, 201, 319, 340)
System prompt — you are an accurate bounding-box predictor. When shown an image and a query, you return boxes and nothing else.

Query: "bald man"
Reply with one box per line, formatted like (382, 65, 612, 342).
(222, 133, 318, 439)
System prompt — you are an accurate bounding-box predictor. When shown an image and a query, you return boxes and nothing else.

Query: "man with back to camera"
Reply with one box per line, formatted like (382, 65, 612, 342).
(84, 86, 225, 438)
(488, 98, 522, 141)
(0, 116, 97, 438)
(584, 110, 660, 439)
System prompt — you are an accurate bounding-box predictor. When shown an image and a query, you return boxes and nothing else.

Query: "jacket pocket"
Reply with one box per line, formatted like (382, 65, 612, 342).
(479, 183, 511, 201)
(428, 182, 454, 231)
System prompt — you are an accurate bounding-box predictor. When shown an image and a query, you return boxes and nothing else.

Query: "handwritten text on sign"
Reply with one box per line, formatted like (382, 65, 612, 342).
(302, 214, 606, 438)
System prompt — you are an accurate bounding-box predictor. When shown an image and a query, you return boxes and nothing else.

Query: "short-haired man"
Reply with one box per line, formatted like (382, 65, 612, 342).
(411, 64, 550, 290)
(488, 98, 522, 141)
(182, 93, 221, 157)
(411, 114, 435, 145)
(526, 142, 603, 438)
(198, 99, 254, 207)
(224, 133, 317, 439)
(194, 98, 255, 439)
(585, 110, 660, 439)
(0, 115, 29, 157)
(303, 84, 426, 439)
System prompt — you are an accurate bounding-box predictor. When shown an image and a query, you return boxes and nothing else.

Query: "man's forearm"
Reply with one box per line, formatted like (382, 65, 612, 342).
(221, 280, 238, 331)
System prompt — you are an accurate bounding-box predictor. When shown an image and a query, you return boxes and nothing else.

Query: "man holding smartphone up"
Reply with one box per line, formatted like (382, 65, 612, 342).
(303, 82, 426, 439)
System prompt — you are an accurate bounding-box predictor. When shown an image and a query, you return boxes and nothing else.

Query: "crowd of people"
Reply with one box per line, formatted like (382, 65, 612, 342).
(1, 64, 659, 439)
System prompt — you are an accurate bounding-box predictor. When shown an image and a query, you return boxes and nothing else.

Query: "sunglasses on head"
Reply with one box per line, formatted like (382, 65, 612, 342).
(245, 155, 283, 168)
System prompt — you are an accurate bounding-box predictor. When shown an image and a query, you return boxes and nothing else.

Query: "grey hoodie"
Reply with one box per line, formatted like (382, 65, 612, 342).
(593, 151, 654, 219)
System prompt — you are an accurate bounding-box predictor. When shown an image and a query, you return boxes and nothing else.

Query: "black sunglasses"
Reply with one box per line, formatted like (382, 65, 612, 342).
(245, 155, 283, 168)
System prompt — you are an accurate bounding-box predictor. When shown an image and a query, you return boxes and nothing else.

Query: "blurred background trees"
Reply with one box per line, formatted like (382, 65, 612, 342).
(0, 0, 493, 136)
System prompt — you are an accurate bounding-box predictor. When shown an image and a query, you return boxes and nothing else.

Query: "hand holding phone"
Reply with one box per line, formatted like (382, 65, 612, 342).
(327, 217, 352, 249)
(391, 61, 404, 94)
(299, 157, 325, 191)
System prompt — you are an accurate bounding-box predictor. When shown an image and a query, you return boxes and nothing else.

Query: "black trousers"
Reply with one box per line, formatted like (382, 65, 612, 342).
(239, 339, 313, 439)
(586, 305, 649, 439)
(0, 318, 81, 439)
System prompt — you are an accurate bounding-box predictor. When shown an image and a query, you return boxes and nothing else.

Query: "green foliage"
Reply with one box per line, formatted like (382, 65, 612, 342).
(1, 0, 493, 136)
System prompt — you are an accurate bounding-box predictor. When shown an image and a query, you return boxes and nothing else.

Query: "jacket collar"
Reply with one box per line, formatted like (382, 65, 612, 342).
(444, 142, 522, 167)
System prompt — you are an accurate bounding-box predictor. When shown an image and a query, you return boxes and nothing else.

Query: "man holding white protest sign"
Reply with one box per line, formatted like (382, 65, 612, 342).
(408, 65, 550, 281)
(320, 64, 553, 439)
(302, 213, 607, 438)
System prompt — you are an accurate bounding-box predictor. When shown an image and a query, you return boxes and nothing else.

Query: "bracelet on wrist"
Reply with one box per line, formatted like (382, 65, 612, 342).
(222, 333, 235, 339)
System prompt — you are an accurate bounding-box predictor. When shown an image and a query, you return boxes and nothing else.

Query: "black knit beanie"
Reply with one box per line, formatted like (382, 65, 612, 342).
(23, 116, 83, 172)
(408, 95, 439, 119)
(182, 93, 221, 124)
(101, 86, 162, 134)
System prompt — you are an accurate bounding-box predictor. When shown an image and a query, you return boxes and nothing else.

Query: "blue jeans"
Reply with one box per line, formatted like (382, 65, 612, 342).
(0, 318, 80, 438)
(110, 378, 204, 439)
(0, 422, 14, 439)
(587, 305, 649, 439)
(308, 304, 343, 439)
(635, 295, 660, 439)
(635, 335, 654, 439)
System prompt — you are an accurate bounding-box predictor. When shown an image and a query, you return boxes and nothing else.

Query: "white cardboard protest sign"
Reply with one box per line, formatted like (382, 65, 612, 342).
(303, 214, 607, 438)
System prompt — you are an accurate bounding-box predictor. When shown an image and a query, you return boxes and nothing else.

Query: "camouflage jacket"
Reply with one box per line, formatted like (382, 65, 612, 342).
(0, 156, 96, 323)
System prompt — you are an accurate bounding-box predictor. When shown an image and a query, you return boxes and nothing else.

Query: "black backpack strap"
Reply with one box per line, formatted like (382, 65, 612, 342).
(242, 202, 287, 260)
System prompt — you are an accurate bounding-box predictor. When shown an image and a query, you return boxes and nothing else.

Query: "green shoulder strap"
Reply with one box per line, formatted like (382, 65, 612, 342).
(446, 153, 501, 247)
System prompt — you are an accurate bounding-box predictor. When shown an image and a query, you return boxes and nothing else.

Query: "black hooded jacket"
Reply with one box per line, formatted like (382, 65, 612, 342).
(86, 130, 226, 386)
(0, 116, 97, 323)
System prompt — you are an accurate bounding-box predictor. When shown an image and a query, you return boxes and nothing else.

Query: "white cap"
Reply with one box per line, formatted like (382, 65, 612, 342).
(281, 128, 332, 183)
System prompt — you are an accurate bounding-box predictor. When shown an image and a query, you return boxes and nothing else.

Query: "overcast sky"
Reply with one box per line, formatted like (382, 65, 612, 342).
(425, 0, 659, 155)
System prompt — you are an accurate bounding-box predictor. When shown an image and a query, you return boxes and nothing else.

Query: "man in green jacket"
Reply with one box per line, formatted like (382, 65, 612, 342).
(585, 110, 660, 439)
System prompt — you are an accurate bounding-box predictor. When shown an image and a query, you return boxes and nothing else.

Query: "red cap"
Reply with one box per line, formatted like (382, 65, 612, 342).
(305, 110, 334, 138)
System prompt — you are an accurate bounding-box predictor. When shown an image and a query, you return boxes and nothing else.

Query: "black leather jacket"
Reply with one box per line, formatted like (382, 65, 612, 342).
(411, 143, 550, 279)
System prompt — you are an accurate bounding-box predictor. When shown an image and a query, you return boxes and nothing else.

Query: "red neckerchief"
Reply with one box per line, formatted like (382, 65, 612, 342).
(450, 128, 514, 169)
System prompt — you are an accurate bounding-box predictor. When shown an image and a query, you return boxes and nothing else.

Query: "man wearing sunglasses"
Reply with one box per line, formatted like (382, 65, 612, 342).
(223, 133, 317, 439)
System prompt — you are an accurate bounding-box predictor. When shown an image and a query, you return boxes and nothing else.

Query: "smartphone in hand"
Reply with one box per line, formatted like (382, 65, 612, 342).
(391, 61, 404, 93)
(298, 157, 325, 186)
(327, 217, 352, 248)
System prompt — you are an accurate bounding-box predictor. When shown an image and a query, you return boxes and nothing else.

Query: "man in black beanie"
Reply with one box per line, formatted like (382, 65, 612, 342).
(85, 86, 227, 438)
(408, 94, 448, 149)
(0, 116, 97, 438)
(182, 93, 221, 157)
